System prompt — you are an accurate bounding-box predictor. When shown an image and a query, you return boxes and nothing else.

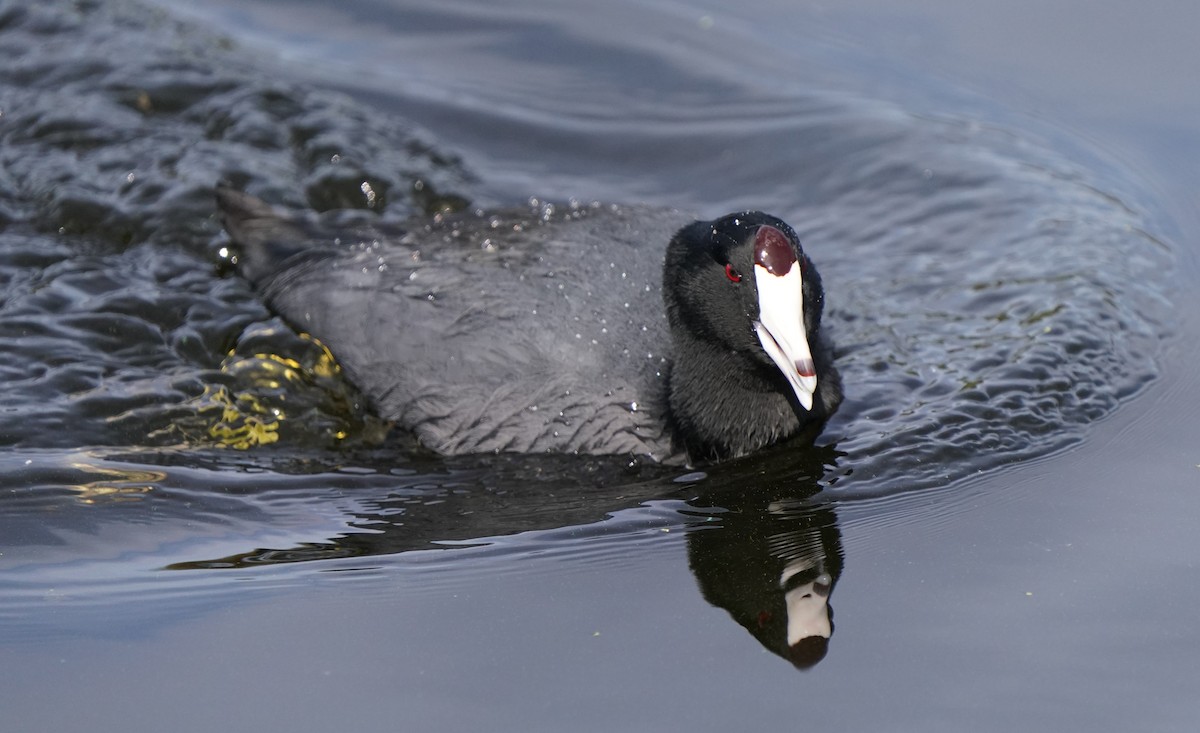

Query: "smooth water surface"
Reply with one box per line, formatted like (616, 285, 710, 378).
(2, 0, 1198, 730)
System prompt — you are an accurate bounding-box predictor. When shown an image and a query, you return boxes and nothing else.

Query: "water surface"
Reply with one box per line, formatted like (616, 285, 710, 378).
(2, 0, 1198, 730)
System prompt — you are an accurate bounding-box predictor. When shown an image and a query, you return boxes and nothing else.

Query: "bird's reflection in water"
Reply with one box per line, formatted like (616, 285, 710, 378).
(683, 446, 843, 669)
(147, 446, 845, 671)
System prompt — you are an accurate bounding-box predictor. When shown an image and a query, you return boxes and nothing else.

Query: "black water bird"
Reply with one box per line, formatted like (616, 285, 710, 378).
(217, 187, 841, 463)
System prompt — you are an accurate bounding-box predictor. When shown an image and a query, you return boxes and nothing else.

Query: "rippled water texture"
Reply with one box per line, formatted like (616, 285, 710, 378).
(0, 0, 1172, 498)
(808, 111, 1171, 494)
(3, 0, 1196, 729)
(0, 1, 475, 449)
(0, 0, 1178, 626)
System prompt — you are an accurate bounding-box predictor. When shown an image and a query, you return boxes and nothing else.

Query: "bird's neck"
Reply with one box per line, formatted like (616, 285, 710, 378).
(666, 331, 801, 461)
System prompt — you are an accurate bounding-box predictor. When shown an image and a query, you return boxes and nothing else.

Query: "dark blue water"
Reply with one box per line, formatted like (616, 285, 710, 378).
(2, 0, 1198, 730)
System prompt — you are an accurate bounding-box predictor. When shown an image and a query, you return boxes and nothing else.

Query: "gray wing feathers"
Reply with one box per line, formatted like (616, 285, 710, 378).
(220, 191, 687, 458)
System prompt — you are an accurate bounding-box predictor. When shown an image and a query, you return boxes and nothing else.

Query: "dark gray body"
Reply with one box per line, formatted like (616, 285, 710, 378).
(221, 191, 692, 460)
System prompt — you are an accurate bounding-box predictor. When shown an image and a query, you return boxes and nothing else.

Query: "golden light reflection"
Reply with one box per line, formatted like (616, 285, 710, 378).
(200, 332, 346, 448)
(148, 328, 367, 449)
(68, 462, 166, 504)
(197, 383, 282, 448)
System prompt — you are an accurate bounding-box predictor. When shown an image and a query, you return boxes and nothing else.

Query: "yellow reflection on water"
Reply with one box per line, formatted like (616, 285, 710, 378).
(68, 462, 166, 504)
(173, 331, 352, 449)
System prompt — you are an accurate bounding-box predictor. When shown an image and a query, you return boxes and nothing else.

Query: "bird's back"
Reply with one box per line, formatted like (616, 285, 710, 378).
(218, 189, 693, 459)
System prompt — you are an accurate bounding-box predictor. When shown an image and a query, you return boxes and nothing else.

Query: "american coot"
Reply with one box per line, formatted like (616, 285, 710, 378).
(217, 187, 841, 463)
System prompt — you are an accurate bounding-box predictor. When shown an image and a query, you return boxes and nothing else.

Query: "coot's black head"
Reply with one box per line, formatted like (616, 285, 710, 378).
(663, 211, 833, 460)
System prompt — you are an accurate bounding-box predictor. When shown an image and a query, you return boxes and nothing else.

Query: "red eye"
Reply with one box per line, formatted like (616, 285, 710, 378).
(725, 263, 742, 283)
